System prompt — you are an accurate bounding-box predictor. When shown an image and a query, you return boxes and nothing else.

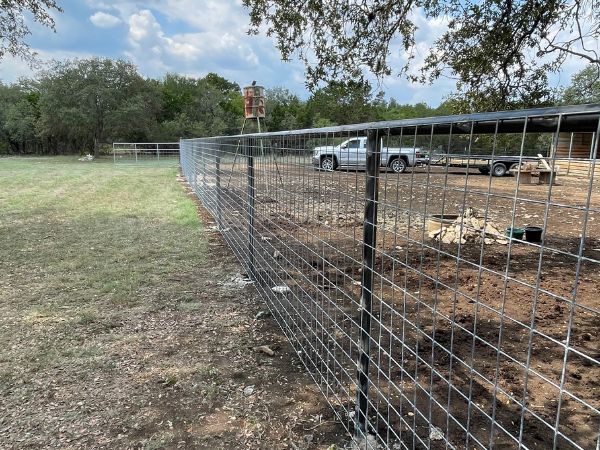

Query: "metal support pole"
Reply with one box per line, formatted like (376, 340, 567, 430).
(215, 142, 222, 228)
(226, 117, 247, 189)
(355, 129, 381, 437)
(178, 139, 183, 172)
(157, 143, 160, 162)
(194, 145, 199, 194)
(135, 144, 138, 164)
(257, 116, 284, 187)
(257, 117, 265, 156)
(246, 137, 255, 280)
(201, 144, 207, 202)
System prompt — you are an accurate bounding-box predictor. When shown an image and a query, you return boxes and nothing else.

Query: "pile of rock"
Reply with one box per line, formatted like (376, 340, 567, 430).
(429, 208, 508, 245)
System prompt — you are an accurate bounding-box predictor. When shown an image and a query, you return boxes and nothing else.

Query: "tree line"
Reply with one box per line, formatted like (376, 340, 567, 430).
(0, 57, 598, 156)
(0, 58, 446, 156)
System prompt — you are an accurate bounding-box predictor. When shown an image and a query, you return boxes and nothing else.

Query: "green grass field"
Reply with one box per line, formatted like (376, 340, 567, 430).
(0, 156, 205, 315)
(0, 157, 210, 447)
(0, 156, 343, 449)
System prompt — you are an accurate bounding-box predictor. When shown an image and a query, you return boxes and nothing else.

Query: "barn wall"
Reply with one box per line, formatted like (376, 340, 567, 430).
(554, 132, 600, 177)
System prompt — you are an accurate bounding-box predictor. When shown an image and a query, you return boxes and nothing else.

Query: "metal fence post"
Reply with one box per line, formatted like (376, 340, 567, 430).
(215, 142, 222, 229)
(202, 143, 207, 202)
(192, 145, 197, 193)
(355, 129, 381, 437)
(246, 137, 255, 279)
(156, 143, 160, 162)
(178, 139, 182, 172)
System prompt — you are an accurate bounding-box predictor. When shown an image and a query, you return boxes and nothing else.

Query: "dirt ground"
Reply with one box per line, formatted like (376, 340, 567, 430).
(206, 159, 600, 449)
(0, 158, 348, 449)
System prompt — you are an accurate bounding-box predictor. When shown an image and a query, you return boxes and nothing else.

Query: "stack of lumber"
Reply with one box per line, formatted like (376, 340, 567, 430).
(429, 208, 508, 245)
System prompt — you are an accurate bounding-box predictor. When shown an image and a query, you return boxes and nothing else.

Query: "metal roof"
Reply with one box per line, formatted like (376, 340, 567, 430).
(185, 103, 600, 140)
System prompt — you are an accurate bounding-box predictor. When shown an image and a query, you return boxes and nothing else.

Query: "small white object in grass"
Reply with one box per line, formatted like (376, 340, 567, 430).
(260, 236, 272, 241)
(273, 250, 282, 258)
(208, 225, 230, 232)
(271, 285, 291, 294)
(429, 426, 444, 441)
(243, 386, 255, 396)
(255, 310, 270, 320)
(232, 273, 254, 285)
(253, 345, 275, 356)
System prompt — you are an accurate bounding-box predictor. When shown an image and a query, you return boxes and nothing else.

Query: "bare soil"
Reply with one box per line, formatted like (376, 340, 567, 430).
(211, 160, 599, 449)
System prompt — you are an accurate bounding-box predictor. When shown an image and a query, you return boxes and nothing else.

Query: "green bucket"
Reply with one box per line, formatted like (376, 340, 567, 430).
(505, 227, 525, 240)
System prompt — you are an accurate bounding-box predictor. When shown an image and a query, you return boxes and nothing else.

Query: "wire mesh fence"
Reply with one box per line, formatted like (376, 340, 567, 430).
(112, 142, 180, 165)
(180, 104, 600, 450)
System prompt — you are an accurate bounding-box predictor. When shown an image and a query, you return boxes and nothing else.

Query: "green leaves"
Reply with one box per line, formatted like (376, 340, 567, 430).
(0, 1, 63, 63)
(561, 65, 600, 105)
(0, 60, 247, 154)
(243, 0, 600, 109)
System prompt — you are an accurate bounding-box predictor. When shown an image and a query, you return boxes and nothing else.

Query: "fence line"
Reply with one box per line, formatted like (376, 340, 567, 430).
(112, 142, 180, 165)
(180, 104, 600, 449)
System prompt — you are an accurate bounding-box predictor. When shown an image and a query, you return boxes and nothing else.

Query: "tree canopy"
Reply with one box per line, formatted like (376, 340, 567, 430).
(244, 0, 600, 110)
(561, 65, 600, 104)
(0, 0, 63, 63)
(0, 57, 592, 156)
(0, 58, 246, 155)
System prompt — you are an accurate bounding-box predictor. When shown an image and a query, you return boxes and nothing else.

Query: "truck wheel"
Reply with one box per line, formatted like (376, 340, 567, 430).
(478, 166, 490, 175)
(492, 162, 508, 177)
(390, 157, 407, 173)
(320, 157, 335, 171)
(509, 162, 520, 175)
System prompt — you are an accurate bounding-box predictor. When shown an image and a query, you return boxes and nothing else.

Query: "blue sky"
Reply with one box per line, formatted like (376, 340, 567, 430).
(0, 0, 592, 105)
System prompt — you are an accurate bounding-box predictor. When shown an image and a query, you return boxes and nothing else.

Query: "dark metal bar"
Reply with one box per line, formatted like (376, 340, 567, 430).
(355, 128, 381, 436)
(246, 137, 256, 279)
(199, 103, 600, 140)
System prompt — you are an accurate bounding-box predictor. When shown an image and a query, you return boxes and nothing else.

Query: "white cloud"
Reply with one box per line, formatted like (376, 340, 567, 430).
(0, 50, 93, 83)
(79, 1, 306, 93)
(0, 56, 31, 83)
(128, 10, 160, 44)
(125, 9, 260, 78)
(90, 11, 122, 28)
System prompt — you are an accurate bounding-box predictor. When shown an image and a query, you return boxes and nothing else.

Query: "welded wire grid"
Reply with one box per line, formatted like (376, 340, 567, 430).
(112, 142, 180, 165)
(180, 104, 600, 450)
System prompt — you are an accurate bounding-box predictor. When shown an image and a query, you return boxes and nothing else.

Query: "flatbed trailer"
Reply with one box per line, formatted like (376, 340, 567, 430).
(428, 154, 540, 176)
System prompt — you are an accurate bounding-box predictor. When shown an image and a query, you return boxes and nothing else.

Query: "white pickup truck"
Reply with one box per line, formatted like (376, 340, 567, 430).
(312, 136, 423, 173)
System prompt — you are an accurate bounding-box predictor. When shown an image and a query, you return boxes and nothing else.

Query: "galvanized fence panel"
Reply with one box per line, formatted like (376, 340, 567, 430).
(112, 142, 180, 165)
(180, 104, 600, 450)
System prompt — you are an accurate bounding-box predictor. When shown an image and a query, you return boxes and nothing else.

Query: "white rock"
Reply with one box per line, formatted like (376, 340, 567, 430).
(271, 285, 291, 294)
(429, 426, 444, 441)
(231, 274, 254, 286)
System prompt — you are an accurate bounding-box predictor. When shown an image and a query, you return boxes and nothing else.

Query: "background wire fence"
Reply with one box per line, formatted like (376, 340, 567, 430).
(112, 142, 180, 165)
(180, 104, 600, 450)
